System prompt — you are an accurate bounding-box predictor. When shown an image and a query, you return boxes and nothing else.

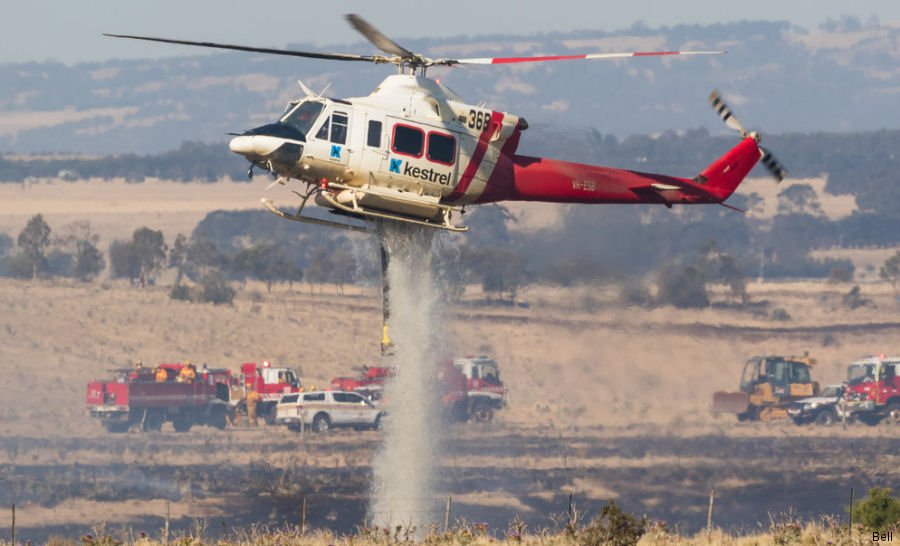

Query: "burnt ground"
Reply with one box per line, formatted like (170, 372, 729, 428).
(2, 424, 897, 542)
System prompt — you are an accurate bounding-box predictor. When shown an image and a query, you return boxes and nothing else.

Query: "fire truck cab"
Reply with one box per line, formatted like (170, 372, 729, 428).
(450, 356, 508, 422)
(842, 355, 900, 425)
(238, 360, 303, 424)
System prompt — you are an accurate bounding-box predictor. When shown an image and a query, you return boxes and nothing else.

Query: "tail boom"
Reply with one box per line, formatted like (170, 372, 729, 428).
(474, 137, 760, 206)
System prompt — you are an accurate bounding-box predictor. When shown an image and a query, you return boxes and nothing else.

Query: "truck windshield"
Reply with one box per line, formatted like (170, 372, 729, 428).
(848, 364, 874, 384)
(280, 101, 324, 138)
(482, 363, 501, 384)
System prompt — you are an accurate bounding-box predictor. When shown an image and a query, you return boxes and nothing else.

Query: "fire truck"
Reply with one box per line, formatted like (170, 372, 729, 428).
(331, 355, 508, 422)
(841, 355, 900, 426)
(86, 363, 232, 432)
(237, 360, 303, 424)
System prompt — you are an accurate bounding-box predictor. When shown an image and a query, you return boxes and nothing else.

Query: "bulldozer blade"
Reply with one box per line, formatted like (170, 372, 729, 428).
(711, 391, 750, 414)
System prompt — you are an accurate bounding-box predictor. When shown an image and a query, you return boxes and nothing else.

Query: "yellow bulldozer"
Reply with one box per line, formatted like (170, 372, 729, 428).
(712, 355, 819, 421)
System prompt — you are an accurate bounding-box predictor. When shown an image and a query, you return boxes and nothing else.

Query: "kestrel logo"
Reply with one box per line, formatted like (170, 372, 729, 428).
(387, 157, 452, 185)
(331, 145, 341, 159)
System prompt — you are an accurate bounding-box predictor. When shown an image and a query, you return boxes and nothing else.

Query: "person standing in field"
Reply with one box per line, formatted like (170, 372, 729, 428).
(246, 389, 260, 427)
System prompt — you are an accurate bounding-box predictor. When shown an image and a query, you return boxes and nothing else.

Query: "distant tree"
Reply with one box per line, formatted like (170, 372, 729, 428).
(777, 184, 822, 216)
(657, 264, 709, 308)
(619, 281, 654, 307)
(0, 254, 34, 278)
(73, 240, 105, 281)
(330, 247, 356, 295)
(131, 227, 167, 282)
(197, 270, 235, 305)
(17, 213, 51, 279)
(828, 266, 853, 283)
(305, 247, 333, 292)
(464, 246, 526, 301)
(109, 240, 140, 280)
(56, 221, 104, 281)
(880, 252, 900, 296)
(185, 231, 228, 280)
(432, 243, 466, 302)
(169, 283, 191, 302)
(538, 256, 607, 286)
(45, 248, 73, 277)
(699, 240, 748, 304)
(169, 233, 189, 283)
(0, 233, 12, 255)
(843, 285, 870, 309)
(232, 244, 300, 293)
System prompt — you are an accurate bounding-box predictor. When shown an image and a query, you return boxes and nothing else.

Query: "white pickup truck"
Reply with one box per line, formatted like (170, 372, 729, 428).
(275, 390, 384, 432)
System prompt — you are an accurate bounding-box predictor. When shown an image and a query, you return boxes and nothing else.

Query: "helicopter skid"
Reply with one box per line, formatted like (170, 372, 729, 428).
(260, 198, 369, 233)
(316, 184, 467, 232)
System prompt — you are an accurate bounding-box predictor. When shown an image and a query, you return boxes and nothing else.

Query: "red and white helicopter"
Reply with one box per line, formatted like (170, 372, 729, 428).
(107, 14, 785, 233)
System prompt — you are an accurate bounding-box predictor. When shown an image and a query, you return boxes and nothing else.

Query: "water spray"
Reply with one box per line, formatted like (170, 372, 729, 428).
(369, 222, 444, 531)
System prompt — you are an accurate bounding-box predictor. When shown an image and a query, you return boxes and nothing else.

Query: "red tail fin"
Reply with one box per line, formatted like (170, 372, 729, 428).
(697, 137, 761, 201)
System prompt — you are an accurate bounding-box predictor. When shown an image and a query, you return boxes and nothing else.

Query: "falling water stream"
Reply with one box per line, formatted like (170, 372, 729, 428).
(368, 223, 443, 530)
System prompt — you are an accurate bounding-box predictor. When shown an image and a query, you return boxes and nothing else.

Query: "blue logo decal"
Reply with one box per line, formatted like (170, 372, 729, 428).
(389, 158, 402, 173)
(330, 145, 341, 159)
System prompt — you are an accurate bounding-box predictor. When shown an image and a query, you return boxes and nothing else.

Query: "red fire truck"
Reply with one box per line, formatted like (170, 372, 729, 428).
(450, 356, 508, 421)
(237, 360, 303, 423)
(86, 363, 232, 432)
(331, 355, 508, 422)
(841, 355, 900, 426)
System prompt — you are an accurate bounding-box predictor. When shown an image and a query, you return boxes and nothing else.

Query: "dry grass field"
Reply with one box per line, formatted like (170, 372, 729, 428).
(2, 276, 900, 542)
(1, 178, 899, 543)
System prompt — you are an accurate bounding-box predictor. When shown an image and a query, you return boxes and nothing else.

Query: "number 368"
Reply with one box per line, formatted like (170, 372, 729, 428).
(467, 109, 491, 132)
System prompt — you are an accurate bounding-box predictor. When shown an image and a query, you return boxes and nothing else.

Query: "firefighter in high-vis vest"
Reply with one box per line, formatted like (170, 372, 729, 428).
(155, 366, 168, 382)
(246, 389, 260, 427)
(177, 361, 196, 383)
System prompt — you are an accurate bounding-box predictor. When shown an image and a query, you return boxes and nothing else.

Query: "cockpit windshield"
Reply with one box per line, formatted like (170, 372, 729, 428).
(281, 101, 324, 138)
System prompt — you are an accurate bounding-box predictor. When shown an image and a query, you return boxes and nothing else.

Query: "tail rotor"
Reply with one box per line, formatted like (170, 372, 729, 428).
(708, 90, 786, 182)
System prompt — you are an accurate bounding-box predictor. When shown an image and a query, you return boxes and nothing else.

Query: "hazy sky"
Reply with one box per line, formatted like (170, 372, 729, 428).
(3, 0, 899, 64)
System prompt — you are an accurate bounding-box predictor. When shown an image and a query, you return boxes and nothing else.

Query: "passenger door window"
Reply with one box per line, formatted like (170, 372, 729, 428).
(392, 124, 424, 157)
(426, 132, 456, 165)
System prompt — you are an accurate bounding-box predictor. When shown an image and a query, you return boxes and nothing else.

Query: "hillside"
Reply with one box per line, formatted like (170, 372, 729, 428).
(2, 19, 900, 154)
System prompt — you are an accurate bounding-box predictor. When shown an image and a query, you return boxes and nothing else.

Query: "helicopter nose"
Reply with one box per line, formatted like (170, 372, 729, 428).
(229, 135, 255, 155)
(228, 134, 287, 158)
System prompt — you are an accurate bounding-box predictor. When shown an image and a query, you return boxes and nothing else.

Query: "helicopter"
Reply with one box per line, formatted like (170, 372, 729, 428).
(106, 14, 785, 233)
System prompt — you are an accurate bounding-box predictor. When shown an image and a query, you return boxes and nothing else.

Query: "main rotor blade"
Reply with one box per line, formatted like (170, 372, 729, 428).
(103, 33, 379, 63)
(345, 14, 413, 58)
(447, 49, 725, 66)
(708, 90, 749, 137)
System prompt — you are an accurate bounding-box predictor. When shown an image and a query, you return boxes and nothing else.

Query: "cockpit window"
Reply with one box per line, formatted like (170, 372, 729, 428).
(281, 101, 324, 137)
(316, 118, 329, 140)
